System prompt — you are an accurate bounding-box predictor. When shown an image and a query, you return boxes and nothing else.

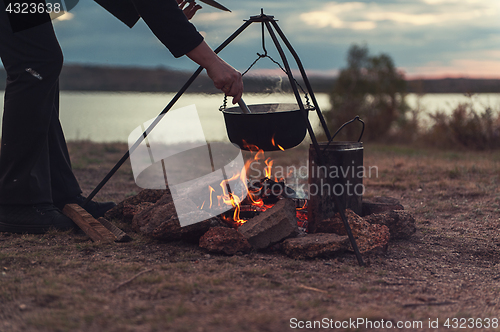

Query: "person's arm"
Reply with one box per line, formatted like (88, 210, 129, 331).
(124, 0, 243, 102)
(187, 41, 243, 104)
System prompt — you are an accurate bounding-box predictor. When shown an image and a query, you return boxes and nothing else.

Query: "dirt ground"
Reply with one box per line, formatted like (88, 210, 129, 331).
(1, 141, 500, 332)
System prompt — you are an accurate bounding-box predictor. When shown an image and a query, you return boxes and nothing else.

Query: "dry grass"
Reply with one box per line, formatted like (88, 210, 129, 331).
(1, 141, 500, 331)
(388, 97, 500, 150)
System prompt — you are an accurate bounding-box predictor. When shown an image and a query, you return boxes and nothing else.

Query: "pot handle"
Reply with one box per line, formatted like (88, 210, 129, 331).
(238, 98, 251, 114)
(323, 115, 365, 151)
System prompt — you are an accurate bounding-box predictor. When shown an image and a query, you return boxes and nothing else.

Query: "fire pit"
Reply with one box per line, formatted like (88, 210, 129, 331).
(84, 10, 368, 265)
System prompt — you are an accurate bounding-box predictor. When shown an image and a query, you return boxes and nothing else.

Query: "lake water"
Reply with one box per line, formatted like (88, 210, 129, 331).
(0, 91, 499, 143)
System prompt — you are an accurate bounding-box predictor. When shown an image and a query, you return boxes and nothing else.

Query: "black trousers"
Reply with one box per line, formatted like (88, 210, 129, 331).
(0, 6, 81, 205)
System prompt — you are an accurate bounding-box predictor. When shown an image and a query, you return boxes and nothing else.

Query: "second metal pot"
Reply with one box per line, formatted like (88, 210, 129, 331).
(221, 103, 312, 151)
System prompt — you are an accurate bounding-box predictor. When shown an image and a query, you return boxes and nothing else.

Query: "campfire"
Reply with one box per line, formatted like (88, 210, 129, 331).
(102, 134, 415, 260)
(197, 142, 309, 232)
(103, 137, 417, 260)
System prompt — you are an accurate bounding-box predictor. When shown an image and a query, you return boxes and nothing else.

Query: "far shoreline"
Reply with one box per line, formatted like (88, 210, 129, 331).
(1, 64, 500, 94)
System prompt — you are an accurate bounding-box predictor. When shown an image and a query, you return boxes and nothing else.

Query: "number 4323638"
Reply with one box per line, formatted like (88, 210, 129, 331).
(5, 2, 62, 14)
(444, 317, 498, 329)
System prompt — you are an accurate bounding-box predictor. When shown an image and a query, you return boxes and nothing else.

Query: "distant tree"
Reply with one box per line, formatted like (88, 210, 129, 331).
(326, 44, 408, 142)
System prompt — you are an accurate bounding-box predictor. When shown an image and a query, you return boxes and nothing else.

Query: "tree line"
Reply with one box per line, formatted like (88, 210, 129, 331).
(0, 64, 498, 94)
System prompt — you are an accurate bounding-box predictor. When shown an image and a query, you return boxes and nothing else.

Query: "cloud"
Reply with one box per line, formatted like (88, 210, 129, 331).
(406, 59, 500, 78)
(50, 0, 500, 78)
(300, 0, 498, 30)
(194, 11, 231, 22)
(422, 0, 484, 4)
(300, 2, 376, 30)
(366, 11, 484, 26)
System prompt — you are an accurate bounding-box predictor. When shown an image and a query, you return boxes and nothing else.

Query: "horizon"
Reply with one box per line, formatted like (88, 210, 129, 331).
(55, 63, 500, 81)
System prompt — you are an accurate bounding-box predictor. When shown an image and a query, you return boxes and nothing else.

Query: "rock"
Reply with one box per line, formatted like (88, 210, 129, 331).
(313, 209, 364, 234)
(362, 196, 404, 216)
(199, 227, 252, 255)
(237, 198, 299, 250)
(313, 209, 390, 254)
(122, 202, 155, 222)
(350, 223, 390, 255)
(131, 194, 215, 242)
(364, 210, 416, 240)
(281, 233, 349, 259)
(105, 189, 167, 220)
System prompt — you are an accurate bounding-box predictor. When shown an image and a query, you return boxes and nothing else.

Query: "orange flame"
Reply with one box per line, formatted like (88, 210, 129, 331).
(271, 134, 285, 151)
(199, 140, 292, 227)
(208, 185, 215, 208)
(264, 158, 273, 179)
(219, 173, 246, 225)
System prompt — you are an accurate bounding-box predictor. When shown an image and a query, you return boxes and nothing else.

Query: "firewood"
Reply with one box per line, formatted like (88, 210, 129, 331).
(98, 217, 132, 242)
(238, 198, 298, 250)
(62, 204, 116, 243)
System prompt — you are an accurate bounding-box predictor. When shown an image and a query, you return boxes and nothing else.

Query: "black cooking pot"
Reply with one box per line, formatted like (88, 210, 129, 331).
(221, 103, 312, 151)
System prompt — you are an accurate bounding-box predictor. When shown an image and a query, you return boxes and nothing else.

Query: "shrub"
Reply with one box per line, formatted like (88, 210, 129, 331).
(421, 102, 500, 150)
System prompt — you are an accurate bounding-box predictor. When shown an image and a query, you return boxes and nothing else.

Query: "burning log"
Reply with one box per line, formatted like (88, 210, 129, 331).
(246, 177, 298, 204)
(237, 198, 299, 250)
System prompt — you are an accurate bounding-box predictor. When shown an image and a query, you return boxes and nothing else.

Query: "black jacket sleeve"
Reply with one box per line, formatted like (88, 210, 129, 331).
(93, 0, 140, 28)
(94, 0, 204, 58)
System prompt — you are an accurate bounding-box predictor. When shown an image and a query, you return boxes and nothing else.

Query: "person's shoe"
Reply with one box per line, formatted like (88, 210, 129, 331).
(0, 204, 76, 234)
(55, 195, 116, 219)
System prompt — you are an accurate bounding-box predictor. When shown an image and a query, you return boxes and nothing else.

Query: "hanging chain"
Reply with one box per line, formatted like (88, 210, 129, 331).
(219, 22, 311, 112)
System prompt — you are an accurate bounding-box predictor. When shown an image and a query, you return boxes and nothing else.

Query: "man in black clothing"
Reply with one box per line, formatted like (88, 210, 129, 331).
(0, 0, 243, 233)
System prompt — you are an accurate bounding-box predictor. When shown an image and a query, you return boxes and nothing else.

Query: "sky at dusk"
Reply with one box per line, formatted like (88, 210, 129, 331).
(51, 0, 500, 79)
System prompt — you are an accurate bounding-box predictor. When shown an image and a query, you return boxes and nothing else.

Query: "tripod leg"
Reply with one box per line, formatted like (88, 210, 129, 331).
(83, 20, 253, 206)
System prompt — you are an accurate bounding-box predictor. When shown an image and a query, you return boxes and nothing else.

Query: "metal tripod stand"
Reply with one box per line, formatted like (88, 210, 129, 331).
(84, 9, 365, 266)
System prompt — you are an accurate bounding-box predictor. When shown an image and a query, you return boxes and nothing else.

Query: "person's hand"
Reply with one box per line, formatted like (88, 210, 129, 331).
(206, 60, 243, 104)
(176, 0, 202, 20)
(186, 41, 243, 104)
